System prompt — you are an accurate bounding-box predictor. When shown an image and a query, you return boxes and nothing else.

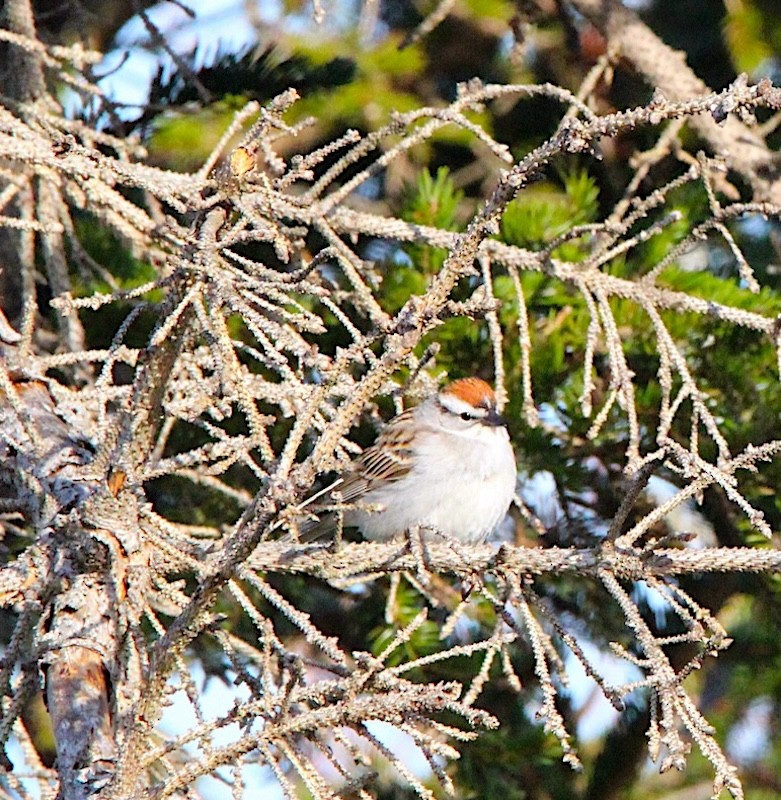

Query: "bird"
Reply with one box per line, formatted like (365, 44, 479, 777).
(300, 377, 517, 544)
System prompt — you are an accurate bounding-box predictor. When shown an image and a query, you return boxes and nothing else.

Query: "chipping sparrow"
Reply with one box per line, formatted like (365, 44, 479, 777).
(309, 378, 517, 544)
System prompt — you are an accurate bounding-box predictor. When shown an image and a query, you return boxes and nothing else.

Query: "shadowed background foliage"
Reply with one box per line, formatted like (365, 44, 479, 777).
(4, 1, 781, 798)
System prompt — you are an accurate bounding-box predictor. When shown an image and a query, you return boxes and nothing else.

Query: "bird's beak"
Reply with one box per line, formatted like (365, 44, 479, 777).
(482, 409, 506, 427)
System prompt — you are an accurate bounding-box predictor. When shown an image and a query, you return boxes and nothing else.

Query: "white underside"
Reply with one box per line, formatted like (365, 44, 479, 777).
(346, 422, 517, 544)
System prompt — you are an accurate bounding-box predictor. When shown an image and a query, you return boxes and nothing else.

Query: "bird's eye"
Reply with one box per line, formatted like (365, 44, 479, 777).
(460, 412, 473, 421)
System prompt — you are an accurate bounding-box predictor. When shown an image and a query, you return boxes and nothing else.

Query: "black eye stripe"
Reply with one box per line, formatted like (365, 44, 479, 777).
(459, 408, 491, 421)
(439, 396, 494, 420)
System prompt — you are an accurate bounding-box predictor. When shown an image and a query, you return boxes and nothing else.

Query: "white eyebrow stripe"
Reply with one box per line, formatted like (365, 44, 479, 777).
(439, 393, 488, 416)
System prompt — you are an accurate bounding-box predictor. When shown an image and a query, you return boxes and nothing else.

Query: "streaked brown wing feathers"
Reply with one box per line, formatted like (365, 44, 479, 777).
(338, 409, 415, 503)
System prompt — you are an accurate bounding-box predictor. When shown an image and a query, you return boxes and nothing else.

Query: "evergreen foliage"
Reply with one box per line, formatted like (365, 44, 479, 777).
(3, 2, 781, 799)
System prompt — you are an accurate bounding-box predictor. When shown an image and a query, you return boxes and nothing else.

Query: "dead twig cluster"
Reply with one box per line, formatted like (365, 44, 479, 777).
(1, 1, 781, 798)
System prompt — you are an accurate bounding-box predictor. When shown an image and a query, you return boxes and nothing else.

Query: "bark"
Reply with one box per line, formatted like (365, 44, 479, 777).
(568, 0, 781, 202)
(0, 376, 119, 799)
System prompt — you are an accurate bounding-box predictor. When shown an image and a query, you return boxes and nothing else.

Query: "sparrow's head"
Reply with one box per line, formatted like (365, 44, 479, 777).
(436, 377, 506, 429)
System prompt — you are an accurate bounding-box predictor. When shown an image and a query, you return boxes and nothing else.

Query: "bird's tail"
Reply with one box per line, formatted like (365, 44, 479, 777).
(276, 478, 343, 543)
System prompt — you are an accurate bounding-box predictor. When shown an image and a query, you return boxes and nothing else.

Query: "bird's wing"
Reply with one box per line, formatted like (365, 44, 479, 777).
(337, 408, 416, 503)
(290, 409, 417, 541)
